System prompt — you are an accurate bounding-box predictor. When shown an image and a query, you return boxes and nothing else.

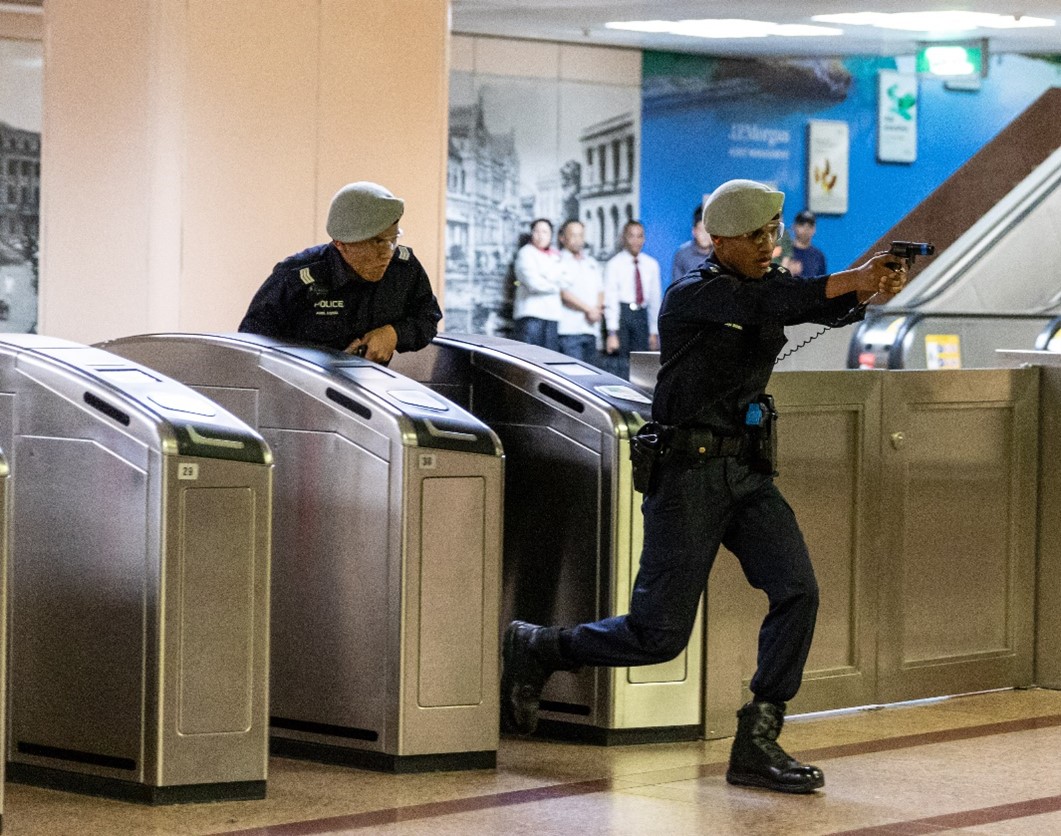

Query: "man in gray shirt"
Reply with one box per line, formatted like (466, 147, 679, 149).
(670, 204, 714, 283)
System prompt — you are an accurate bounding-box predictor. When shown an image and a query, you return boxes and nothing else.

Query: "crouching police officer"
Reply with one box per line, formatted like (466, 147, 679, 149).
(239, 181, 442, 363)
(501, 179, 908, 794)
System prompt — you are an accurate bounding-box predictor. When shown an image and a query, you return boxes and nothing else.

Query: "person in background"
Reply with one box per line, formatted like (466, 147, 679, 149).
(239, 181, 441, 364)
(500, 179, 909, 797)
(782, 209, 827, 278)
(670, 203, 714, 283)
(603, 220, 660, 379)
(556, 220, 604, 364)
(512, 218, 566, 351)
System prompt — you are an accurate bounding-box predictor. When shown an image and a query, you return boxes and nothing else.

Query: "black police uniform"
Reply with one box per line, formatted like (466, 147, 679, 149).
(560, 254, 863, 705)
(239, 242, 442, 353)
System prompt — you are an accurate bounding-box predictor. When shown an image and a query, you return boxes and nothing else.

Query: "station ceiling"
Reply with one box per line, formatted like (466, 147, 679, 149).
(450, 1, 1061, 58)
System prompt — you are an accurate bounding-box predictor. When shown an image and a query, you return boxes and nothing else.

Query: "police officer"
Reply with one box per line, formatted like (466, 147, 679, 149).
(239, 181, 442, 362)
(500, 179, 908, 795)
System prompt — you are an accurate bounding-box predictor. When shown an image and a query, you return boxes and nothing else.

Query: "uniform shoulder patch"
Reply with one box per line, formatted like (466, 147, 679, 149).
(299, 266, 315, 285)
(397, 244, 410, 261)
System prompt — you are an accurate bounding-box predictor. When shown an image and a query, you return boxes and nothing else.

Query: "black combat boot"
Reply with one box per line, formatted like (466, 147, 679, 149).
(500, 620, 576, 734)
(726, 701, 825, 793)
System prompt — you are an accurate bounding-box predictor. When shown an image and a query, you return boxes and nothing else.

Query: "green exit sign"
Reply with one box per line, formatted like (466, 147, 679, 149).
(916, 42, 986, 77)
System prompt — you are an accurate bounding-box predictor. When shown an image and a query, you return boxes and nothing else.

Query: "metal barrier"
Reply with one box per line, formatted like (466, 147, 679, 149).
(391, 334, 702, 745)
(630, 350, 1038, 738)
(997, 350, 1061, 690)
(848, 311, 1052, 369)
(101, 332, 504, 772)
(0, 335, 272, 803)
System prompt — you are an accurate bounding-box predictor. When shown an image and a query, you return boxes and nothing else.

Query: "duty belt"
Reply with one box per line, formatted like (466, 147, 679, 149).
(665, 426, 747, 460)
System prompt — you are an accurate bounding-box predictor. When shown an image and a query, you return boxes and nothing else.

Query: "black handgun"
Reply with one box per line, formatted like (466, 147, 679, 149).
(887, 241, 935, 269)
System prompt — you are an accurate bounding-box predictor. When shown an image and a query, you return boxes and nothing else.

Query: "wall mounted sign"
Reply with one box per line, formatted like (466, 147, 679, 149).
(807, 119, 849, 215)
(925, 334, 961, 369)
(878, 69, 919, 163)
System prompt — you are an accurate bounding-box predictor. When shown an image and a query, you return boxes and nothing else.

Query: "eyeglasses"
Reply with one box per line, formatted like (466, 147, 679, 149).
(738, 222, 784, 246)
(367, 228, 403, 250)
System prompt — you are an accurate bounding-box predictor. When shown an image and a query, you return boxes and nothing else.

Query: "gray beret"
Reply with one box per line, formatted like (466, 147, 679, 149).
(703, 179, 785, 237)
(326, 182, 405, 243)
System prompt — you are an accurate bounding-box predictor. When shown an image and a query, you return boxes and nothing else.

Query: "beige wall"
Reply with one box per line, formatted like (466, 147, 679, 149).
(39, 0, 449, 343)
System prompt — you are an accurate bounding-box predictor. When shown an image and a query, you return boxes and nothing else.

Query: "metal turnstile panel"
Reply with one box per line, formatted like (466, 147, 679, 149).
(418, 476, 487, 708)
(399, 449, 502, 756)
(0, 335, 272, 803)
(393, 335, 702, 743)
(100, 332, 504, 771)
(176, 486, 257, 735)
(877, 369, 1038, 702)
(158, 458, 272, 788)
(11, 435, 147, 773)
(267, 428, 391, 740)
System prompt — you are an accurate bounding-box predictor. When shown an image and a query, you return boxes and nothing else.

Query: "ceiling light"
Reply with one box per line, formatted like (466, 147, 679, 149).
(812, 12, 1055, 32)
(605, 19, 843, 39)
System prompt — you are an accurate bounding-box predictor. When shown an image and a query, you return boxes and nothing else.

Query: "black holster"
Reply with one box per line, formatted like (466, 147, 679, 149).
(630, 422, 666, 494)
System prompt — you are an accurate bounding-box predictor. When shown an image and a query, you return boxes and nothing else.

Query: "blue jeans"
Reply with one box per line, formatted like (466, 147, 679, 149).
(558, 333, 597, 364)
(513, 317, 559, 352)
(562, 455, 819, 704)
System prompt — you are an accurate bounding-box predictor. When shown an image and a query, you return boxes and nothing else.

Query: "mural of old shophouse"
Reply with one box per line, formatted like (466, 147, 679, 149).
(578, 112, 637, 259)
(445, 103, 522, 335)
(0, 121, 40, 262)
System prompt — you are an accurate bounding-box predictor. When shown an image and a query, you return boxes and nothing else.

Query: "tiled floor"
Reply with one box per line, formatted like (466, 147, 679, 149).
(5, 688, 1061, 835)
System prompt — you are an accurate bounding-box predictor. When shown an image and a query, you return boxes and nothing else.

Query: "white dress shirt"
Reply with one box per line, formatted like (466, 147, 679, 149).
(557, 250, 603, 337)
(512, 243, 568, 321)
(603, 249, 661, 335)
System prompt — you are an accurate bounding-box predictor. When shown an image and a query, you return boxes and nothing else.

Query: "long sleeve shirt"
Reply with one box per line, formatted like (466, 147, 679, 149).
(512, 243, 568, 321)
(239, 242, 442, 353)
(652, 255, 864, 433)
(603, 249, 661, 335)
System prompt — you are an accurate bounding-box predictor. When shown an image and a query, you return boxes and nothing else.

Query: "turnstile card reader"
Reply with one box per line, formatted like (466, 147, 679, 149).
(391, 334, 703, 745)
(100, 332, 504, 772)
(0, 335, 272, 804)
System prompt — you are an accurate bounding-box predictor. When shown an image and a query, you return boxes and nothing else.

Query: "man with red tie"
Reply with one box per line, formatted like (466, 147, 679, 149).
(603, 220, 660, 379)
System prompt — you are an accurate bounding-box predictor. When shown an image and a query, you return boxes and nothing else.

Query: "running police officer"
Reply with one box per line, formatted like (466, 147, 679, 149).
(239, 181, 442, 363)
(500, 179, 908, 795)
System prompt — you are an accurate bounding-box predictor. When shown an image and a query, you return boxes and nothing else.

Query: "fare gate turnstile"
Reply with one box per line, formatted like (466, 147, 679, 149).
(391, 334, 703, 745)
(100, 332, 505, 772)
(0, 335, 272, 804)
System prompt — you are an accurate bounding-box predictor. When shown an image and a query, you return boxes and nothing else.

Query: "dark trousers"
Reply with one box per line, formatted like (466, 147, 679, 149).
(513, 317, 560, 352)
(563, 456, 819, 704)
(558, 333, 597, 364)
(611, 305, 649, 379)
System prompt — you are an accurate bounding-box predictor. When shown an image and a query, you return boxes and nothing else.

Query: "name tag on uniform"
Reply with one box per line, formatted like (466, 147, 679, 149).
(314, 299, 343, 316)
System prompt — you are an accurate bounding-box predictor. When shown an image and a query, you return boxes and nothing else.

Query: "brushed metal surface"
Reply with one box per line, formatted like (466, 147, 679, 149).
(103, 333, 504, 763)
(177, 487, 257, 735)
(418, 477, 486, 708)
(393, 335, 701, 735)
(0, 336, 272, 794)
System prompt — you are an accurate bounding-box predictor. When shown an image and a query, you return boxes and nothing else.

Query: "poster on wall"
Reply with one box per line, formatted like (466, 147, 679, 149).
(0, 37, 41, 333)
(446, 71, 639, 337)
(877, 69, 918, 163)
(807, 120, 849, 215)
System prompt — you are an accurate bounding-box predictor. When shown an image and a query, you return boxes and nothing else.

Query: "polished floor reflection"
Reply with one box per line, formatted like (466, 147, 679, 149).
(5, 688, 1061, 835)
